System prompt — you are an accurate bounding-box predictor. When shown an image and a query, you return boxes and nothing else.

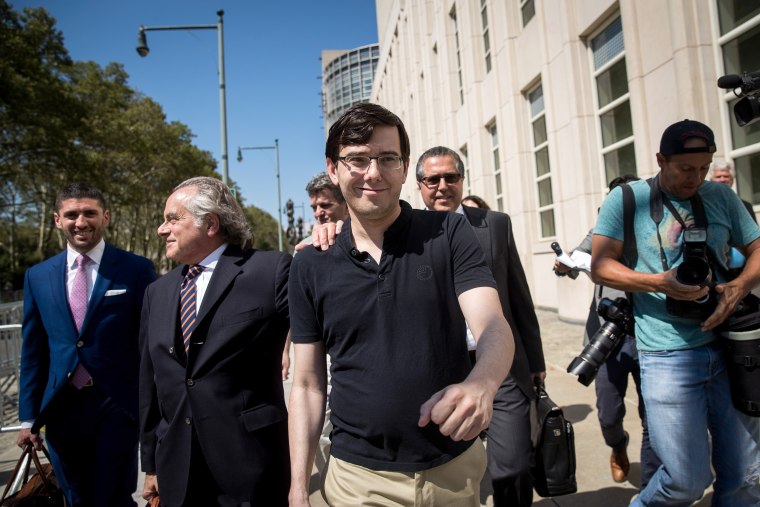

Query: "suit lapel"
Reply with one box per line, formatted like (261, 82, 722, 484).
(188, 246, 244, 370)
(46, 251, 75, 333)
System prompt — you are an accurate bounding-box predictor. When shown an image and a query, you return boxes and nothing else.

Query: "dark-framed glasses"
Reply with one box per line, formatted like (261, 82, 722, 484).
(419, 173, 463, 188)
(338, 155, 403, 173)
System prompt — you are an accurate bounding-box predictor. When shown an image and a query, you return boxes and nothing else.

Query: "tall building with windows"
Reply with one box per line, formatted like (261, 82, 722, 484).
(322, 44, 380, 133)
(372, 0, 760, 321)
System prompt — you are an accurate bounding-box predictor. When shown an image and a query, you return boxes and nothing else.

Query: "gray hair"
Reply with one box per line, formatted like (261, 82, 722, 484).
(415, 146, 465, 181)
(710, 159, 735, 176)
(305, 172, 345, 203)
(173, 177, 251, 248)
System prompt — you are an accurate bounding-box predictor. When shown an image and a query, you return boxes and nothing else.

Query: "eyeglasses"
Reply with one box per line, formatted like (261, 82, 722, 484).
(418, 173, 463, 188)
(338, 155, 404, 173)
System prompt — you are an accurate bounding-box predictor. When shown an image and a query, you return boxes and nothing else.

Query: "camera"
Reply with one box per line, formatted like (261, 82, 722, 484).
(665, 227, 717, 319)
(717, 70, 760, 127)
(567, 297, 634, 386)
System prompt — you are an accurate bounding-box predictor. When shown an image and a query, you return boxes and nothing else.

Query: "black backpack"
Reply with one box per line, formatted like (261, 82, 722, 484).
(531, 382, 577, 497)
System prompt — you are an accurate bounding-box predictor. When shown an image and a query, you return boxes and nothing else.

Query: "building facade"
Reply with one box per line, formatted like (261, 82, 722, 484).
(371, 0, 760, 321)
(322, 44, 381, 132)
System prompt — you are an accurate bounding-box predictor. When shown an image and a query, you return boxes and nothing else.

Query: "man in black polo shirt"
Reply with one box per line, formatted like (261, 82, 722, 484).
(288, 103, 515, 507)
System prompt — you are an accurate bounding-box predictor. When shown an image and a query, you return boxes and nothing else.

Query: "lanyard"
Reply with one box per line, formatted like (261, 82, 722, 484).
(648, 176, 707, 272)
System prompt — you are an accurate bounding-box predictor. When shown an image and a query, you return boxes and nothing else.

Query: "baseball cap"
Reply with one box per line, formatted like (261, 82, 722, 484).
(659, 119, 717, 155)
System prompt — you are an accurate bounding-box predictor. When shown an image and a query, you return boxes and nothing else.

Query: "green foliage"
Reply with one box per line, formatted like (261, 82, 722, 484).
(0, 1, 223, 289)
(243, 205, 283, 252)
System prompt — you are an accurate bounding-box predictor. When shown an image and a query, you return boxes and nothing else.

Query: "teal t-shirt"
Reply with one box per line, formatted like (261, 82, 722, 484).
(594, 179, 760, 351)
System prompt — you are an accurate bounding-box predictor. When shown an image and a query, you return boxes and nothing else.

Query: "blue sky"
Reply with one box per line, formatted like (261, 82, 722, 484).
(11, 0, 379, 228)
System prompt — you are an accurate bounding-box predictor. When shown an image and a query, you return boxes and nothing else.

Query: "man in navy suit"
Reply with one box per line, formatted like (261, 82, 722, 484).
(18, 182, 157, 507)
(416, 146, 546, 507)
(140, 176, 291, 506)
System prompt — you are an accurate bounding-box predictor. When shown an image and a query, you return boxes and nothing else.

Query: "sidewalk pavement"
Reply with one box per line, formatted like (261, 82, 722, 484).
(0, 308, 713, 506)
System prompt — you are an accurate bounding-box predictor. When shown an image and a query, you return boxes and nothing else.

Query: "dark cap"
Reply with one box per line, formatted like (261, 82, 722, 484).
(659, 119, 716, 155)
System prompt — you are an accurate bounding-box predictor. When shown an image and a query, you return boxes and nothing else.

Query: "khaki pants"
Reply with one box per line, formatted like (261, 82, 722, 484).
(323, 440, 487, 506)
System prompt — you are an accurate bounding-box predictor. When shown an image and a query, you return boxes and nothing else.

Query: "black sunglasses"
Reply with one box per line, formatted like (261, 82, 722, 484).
(418, 173, 463, 188)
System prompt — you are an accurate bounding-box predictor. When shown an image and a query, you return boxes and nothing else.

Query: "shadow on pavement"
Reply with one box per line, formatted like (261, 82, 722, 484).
(562, 404, 593, 424)
(534, 485, 637, 506)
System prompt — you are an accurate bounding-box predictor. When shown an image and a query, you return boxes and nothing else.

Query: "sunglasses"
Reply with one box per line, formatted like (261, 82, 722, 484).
(418, 173, 463, 188)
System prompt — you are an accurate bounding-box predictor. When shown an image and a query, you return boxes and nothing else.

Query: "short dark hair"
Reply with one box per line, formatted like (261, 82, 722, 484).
(55, 183, 107, 211)
(608, 174, 640, 191)
(305, 172, 344, 203)
(415, 146, 465, 181)
(325, 103, 411, 164)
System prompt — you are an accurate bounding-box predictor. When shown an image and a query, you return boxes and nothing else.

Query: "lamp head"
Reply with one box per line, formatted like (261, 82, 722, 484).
(136, 29, 149, 57)
(236, 147, 243, 162)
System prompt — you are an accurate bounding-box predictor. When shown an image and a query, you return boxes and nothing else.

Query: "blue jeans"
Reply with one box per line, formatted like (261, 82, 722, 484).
(595, 335, 659, 488)
(631, 343, 760, 507)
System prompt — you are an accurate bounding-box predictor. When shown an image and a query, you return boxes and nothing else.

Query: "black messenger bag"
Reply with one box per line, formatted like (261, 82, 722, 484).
(531, 381, 577, 497)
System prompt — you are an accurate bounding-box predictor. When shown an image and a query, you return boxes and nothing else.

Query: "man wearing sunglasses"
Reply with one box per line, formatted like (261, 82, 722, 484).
(416, 146, 546, 507)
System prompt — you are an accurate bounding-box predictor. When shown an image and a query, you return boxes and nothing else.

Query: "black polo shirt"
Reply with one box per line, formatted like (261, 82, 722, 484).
(289, 201, 497, 472)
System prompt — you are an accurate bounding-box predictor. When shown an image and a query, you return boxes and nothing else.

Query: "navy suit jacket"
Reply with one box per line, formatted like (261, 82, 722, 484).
(139, 245, 291, 505)
(463, 206, 545, 399)
(20, 243, 156, 428)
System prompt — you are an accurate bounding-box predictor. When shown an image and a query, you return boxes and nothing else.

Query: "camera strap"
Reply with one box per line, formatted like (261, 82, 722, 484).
(648, 175, 708, 272)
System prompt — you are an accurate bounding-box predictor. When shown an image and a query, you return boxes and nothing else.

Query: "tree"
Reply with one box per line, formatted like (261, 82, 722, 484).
(243, 205, 282, 252)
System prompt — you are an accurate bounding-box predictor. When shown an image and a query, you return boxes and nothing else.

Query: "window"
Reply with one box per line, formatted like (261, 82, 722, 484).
(529, 84, 555, 238)
(488, 123, 503, 211)
(717, 1, 760, 205)
(480, 0, 492, 73)
(460, 144, 470, 195)
(591, 16, 636, 186)
(450, 6, 464, 105)
(521, 0, 536, 26)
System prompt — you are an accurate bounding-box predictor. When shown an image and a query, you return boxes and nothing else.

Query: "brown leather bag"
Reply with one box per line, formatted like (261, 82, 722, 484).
(0, 443, 65, 506)
(145, 496, 161, 507)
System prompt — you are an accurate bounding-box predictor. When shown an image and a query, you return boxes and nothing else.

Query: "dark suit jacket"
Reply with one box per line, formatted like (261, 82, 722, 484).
(139, 245, 291, 504)
(462, 206, 545, 399)
(20, 244, 156, 428)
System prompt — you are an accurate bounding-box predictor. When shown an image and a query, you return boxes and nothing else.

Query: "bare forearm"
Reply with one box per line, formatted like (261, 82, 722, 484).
(471, 319, 514, 395)
(288, 384, 326, 500)
(592, 257, 666, 293)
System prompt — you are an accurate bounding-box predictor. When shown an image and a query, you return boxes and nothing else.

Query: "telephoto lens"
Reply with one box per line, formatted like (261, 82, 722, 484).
(567, 297, 634, 386)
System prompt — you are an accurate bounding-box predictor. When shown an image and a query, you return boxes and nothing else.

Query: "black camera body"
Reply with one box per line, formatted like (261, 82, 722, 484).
(717, 70, 760, 127)
(567, 297, 634, 386)
(665, 227, 718, 319)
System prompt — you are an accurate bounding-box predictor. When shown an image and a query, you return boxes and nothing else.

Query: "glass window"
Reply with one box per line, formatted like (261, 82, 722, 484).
(532, 116, 547, 146)
(721, 22, 760, 76)
(535, 147, 550, 176)
(538, 178, 553, 207)
(596, 59, 629, 108)
(736, 152, 760, 205)
(540, 210, 556, 237)
(600, 103, 634, 147)
(481, 0, 492, 73)
(450, 6, 464, 105)
(717, 0, 760, 35)
(592, 17, 624, 70)
(603, 143, 637, 184)
(521, 0, 536, 26)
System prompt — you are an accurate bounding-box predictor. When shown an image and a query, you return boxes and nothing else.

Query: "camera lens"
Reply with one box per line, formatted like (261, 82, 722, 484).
(676, 257, 711, 286)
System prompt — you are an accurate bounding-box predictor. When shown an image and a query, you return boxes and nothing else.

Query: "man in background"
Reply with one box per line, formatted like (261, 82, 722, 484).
(416, 146, 545, 507)
(19, 182, 156, 507)
(710, 159, 756, 222)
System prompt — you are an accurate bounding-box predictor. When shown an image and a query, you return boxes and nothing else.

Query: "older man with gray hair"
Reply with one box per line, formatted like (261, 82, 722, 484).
(140, 176, 292, 506)
(710, 160, 756, 222)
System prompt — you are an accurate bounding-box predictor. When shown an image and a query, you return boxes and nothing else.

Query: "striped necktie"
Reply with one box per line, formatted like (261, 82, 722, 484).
(180, 265, 205, 354)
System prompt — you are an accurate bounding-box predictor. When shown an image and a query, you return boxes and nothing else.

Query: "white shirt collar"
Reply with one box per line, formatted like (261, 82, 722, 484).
(197, 243, 228, 272)
(66, 239, 105, 268)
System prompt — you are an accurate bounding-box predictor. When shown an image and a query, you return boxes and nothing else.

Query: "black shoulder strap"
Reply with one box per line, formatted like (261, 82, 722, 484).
(621, 183, 637, 268)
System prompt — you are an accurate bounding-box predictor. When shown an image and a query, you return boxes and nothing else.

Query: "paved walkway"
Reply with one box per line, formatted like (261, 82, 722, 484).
(0, 309, 714, 506)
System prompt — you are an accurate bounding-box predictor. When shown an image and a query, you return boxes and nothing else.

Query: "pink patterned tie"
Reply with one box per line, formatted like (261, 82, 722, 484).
(69, 254, 92, 389)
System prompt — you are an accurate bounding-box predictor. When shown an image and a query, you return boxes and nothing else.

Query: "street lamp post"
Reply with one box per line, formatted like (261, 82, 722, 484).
(237, 140, 283, 252)
(136, 10, 230, 186)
